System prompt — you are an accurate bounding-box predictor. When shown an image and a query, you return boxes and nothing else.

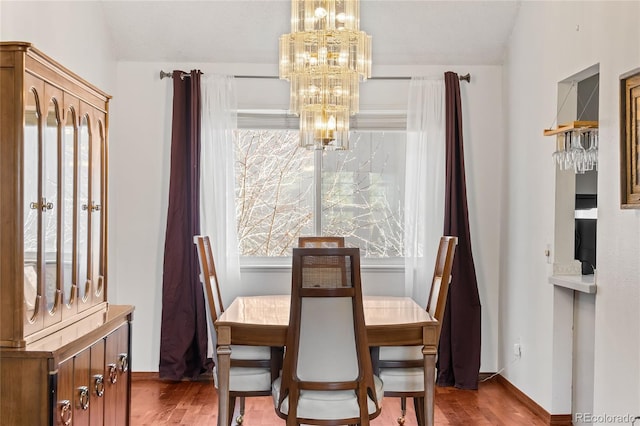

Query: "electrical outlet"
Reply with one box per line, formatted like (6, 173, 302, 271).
(545, 244, 552, 264)
(513, 343, 522, 359)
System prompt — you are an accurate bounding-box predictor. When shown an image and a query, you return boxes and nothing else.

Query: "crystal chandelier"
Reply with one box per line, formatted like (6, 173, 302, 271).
(279, 0, 372, 150)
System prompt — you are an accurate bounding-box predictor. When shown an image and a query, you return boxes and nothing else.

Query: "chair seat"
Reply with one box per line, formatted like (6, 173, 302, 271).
(230, 344, 272, 360)
(378, 367, 424, 393)
(378, 345, 422, 361)
(214, 366, 272, 392)
(272, 375, 384, 420)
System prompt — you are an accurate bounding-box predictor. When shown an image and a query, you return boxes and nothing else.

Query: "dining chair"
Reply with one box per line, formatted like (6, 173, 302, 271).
(297, 237, 347, 287)
(272, 247, 383, 425)
(297, 236, 345, 248)
(193, 235, 281, 426)
(376, 236, 458, 426)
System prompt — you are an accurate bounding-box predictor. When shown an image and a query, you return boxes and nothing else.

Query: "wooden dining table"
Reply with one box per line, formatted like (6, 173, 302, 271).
(214, 294, 438, 426)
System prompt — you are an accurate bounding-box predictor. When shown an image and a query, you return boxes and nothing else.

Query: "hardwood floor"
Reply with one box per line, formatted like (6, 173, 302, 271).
(130, 375, 548, 425)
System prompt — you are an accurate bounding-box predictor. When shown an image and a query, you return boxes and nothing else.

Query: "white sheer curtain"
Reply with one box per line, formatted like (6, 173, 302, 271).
(404, 78, 446, 305)
(200, 75, 240, 357)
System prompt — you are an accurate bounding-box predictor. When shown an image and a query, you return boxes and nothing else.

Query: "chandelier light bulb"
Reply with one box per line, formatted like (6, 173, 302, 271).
(327, 115, 336, 130)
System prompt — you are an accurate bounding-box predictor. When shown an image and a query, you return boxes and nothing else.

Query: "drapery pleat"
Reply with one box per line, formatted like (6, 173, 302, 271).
(159, 70, 212, 380)
(437, 71, 482, 390)
(404, 78, 446, 304)
(200, 74, 240, 360)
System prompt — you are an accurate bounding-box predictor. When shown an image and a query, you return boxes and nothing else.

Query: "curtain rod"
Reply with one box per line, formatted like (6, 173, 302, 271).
(159, 70, 471, 82)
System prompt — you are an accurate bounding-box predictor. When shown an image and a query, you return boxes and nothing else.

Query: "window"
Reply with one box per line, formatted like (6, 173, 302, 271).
(234, 123, 406, 258)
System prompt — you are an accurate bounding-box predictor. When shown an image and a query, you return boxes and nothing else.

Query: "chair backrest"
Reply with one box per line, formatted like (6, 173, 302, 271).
(297, 238, 348, 287)
(193, 235, 225, 321)
(297, 236, 345, 248)
(426, 236, 458, 338)
(278, 247, 380, 423)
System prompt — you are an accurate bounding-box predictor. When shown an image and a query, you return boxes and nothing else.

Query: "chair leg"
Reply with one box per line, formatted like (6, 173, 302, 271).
(227, 396, 236, 426)
(396, 397, 407, 425)
(236, 396, 245, 425)
(413, 396, 425, 426)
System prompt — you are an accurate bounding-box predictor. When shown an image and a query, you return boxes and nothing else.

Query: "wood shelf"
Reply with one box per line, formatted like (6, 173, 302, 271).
(543, 120, 598, 136)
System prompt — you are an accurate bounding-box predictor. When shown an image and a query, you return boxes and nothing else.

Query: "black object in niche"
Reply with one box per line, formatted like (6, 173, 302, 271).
(575, 219, 596, 275)
(575, 194, 597, 210)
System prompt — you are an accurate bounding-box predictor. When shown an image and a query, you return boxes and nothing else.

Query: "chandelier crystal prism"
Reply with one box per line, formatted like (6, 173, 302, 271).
(279, 0, 372, 150)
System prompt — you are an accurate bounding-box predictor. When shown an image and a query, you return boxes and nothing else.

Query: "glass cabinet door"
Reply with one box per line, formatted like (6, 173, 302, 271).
(43, 97, 61, 319)
(62, 107, 77, 314)
(77, 115, 90, 309)
(92, 121, 105, 299)
(24, 86, 41, 326)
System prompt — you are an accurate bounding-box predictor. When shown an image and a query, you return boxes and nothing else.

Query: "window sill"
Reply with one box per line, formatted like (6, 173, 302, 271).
(549, 274, 597, 294)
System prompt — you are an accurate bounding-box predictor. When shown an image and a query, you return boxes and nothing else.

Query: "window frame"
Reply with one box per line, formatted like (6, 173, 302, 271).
(235, 109, 407, 265)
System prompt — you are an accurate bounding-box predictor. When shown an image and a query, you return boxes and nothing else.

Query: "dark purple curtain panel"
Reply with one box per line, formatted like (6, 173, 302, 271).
(159, 70, 212, 380)
(437, 71, 482, 390)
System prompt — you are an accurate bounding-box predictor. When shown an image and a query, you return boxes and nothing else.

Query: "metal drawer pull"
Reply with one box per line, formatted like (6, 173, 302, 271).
(78, 386, 90, 410)
(118, 353, 129, 373)
(108, 363, 118, 384)
(59, 400, 72, 425)
(94, 374, 105, 397)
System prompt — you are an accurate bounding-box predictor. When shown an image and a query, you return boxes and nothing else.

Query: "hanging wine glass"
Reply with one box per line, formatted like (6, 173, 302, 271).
(574, 129, 587, 173)
(552, 133, 565, 167)
(586, 129, 598, 171)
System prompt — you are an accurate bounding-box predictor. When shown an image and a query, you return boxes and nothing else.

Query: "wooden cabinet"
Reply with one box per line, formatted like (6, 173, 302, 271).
(0, 42, 133, 425)
(0, 306, 133, 425)
(1, 41, 110, 347)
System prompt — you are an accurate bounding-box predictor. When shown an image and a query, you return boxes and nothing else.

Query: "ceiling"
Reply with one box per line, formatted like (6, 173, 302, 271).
(100, 0, 521, 67)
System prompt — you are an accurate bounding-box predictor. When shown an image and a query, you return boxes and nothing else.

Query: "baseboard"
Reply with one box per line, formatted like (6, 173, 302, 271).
(496, 375, 573, 426)
(131, 371, 214, 382)
(131, 372, 159, 380)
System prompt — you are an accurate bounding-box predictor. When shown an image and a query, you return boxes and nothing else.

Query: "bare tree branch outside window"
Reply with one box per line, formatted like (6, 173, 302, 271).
(234, 129, 405, 257)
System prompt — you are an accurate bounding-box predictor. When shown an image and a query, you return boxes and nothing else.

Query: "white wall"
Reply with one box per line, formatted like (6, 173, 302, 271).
(0, 1, 117, 94)
(502, 0, 640, 417)
(110, 62, 504, 373)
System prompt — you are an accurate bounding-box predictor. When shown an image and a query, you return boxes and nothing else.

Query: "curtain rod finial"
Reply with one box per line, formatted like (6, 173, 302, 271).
(160, 70, 172, 80)
(459, 73, 471, 83)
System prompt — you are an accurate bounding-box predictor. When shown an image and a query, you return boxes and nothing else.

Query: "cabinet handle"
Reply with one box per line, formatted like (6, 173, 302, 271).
(108, 363, 118, 384)
(78, 386, 90, 410)
(82, 202, 101, 212)
(29, 198, 53, 211)
(118, 353, 129, 373)
(93, 374, 105, 397)
(59, 400, 72, 425)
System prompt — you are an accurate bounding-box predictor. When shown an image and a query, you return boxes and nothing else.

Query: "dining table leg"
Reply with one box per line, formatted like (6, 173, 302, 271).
(217, 325, 232, 426)
(424, 351, 435, 426)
